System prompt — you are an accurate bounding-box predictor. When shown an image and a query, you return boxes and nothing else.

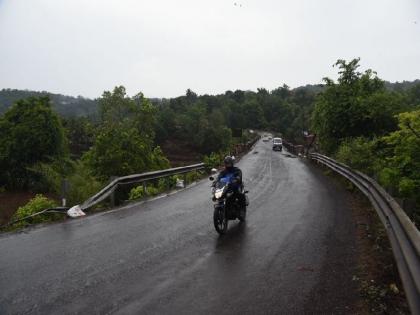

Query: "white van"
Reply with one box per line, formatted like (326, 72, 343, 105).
(272, 137, 282, 151)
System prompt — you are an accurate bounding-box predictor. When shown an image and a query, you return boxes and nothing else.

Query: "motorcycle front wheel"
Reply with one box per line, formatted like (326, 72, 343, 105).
(213, 207, 228, 234)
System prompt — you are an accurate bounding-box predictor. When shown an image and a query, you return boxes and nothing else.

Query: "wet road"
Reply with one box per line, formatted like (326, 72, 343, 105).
(0, 140, 360, 314)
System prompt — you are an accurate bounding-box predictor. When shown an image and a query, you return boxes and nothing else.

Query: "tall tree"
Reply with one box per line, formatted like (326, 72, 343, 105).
(312, 58, 406, 153)
(0, 97, 68, 188)
(83, 87, 168, 180)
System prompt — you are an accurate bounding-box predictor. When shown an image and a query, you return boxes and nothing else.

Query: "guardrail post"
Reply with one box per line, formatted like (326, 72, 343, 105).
(110, 191, 115, 207)
(110, 176, 117, 207)
(183, 173, 187, 187)
(61, 179, 69, 207)
(142, 181, 147, 194)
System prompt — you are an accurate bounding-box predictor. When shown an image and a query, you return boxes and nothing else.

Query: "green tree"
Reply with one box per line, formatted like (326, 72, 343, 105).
(83, 127, 168, 180)
(99, 86, 137, 124)
(312, 58, 406, 153)
(0, 97, 68, 188)
(62, 117, 95, 158)
(83, 87, 169, 180)
(379, 110, 420, 199)
(243, 99, 267, 129)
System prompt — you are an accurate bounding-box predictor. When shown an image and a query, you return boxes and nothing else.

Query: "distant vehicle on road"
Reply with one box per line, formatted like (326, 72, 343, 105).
(262, 138, 269, 142)
(272, 137, 282, 151)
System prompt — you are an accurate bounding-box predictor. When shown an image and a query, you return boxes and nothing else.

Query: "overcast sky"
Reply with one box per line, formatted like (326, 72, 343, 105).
(0, 0, 419, 98)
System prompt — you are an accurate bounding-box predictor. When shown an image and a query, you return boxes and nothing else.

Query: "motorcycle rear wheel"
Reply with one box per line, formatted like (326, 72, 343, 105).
(213, 207, 228, 234)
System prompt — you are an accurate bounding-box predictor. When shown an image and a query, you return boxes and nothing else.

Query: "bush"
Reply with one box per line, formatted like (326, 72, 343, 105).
(128, 173, 203, 201)
(66, 161, 102, 205)
(27, 159, 102, 206)
(335, 137, 379, 176)
(27, 158, 73, 193)
(204, 152, 222, 170)
(129, 186, 146, 200)
(7, 194, 59, 229)
(186, 170, 205, 182)
(129, 185, 160, 200)
(157, 176, 178, 191)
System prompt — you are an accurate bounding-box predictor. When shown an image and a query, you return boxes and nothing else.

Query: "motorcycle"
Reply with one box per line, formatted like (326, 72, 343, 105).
(209, 169, 249, 234)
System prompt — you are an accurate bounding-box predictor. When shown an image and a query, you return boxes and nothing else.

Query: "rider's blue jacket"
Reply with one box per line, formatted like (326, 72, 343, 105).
(216, 167, 242, 189)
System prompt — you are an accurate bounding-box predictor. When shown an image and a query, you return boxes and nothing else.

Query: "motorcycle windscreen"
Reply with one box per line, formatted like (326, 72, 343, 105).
(216, 174, 236, 189)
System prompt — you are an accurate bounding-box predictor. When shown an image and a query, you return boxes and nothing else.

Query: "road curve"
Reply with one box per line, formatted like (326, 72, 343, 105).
(0, 140, 361, 314)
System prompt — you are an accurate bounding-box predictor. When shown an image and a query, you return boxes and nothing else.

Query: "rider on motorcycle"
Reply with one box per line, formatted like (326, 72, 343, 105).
(215, 156, 246, 210)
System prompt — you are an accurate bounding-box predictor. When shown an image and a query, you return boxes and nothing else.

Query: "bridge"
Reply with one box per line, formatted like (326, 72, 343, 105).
(0, 139, 415, 314)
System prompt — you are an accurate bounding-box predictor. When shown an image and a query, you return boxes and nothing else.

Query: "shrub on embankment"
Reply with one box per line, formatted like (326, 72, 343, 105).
(2, 195, 59, 231)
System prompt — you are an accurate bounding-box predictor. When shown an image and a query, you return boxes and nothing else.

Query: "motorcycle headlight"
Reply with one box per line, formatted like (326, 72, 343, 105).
(215, 189, 224, 199)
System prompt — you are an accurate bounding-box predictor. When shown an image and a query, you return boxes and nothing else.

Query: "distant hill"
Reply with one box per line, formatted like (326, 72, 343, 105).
(1, 80, 419, 117)
(0, 89, 98, 117)
(384, 79, 420, 91)
(293, 80, 420, 94)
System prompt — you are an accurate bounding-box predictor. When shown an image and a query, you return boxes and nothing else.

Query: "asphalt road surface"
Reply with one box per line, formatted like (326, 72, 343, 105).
(0, 140, 361, 314)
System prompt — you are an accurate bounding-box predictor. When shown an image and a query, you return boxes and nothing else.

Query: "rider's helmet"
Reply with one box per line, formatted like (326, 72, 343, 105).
(224, 156, 234, 170)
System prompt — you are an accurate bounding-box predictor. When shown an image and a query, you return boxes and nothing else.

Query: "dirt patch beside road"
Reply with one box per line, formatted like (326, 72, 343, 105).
(0, 191, 36, 225)
(0, 191, 58, 226)
(160, 140, 202, 167)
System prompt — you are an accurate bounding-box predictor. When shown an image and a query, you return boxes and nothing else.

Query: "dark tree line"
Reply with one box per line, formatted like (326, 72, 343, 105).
(153, 84, 318, 154)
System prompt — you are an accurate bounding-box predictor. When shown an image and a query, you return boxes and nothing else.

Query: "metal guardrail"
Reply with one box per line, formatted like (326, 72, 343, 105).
(310, 153, 420, 314)
(0, 164, 206, 229)
(80, 163, 206, 210)
(0, 207, 69, 229)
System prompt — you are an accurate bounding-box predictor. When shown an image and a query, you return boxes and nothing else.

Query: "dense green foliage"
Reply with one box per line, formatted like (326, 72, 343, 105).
(153, 84, 318, 154)
(5, 194, 59, 230)
(312, 59, 408, 154)
(0, 97, 68, 189)
(129, 185, 160, 200)
(312, 59, 420, 223)
(62, 117, 95, 158)
(379, 111, 420, 198)
(83, 86, 169, 180)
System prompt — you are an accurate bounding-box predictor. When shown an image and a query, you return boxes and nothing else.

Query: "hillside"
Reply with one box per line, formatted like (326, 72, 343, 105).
(0, 89, 98, 117)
